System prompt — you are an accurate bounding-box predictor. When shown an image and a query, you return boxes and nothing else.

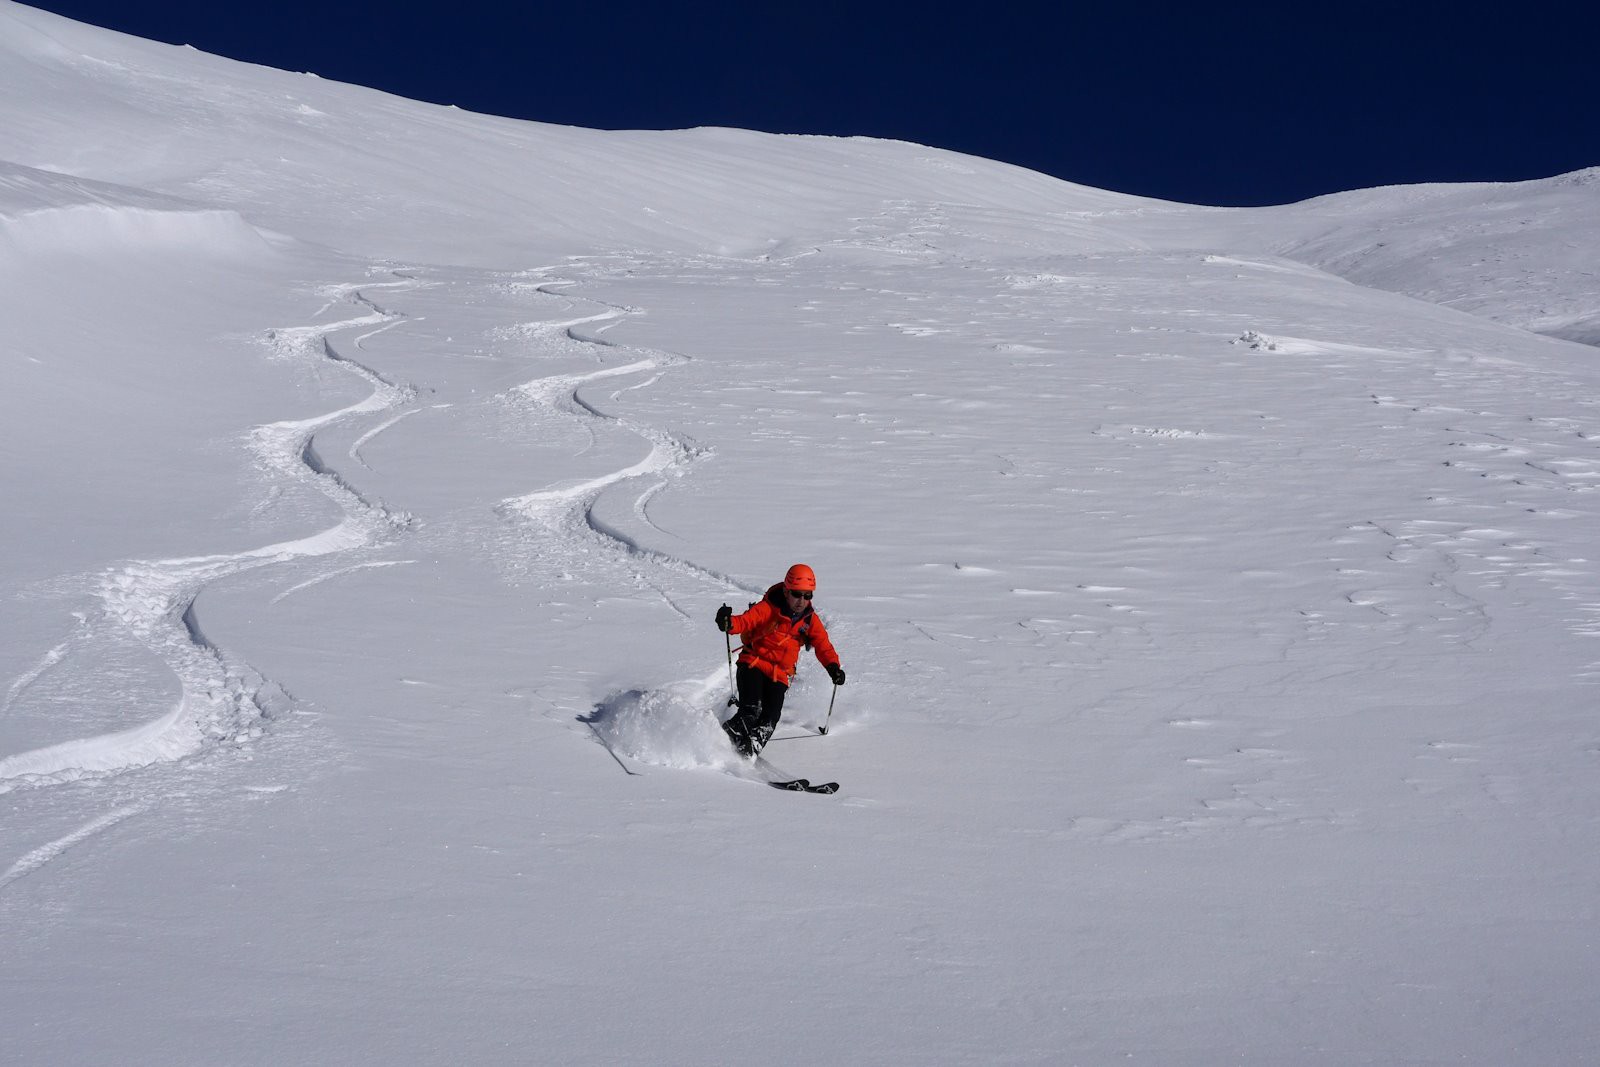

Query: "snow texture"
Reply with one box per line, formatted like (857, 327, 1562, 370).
(2, 3, 1599, 1064)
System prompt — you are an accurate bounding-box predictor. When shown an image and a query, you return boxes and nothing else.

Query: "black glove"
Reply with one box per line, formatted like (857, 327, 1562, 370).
(827, 664, 846, 686)
(715, 604, 732, 633)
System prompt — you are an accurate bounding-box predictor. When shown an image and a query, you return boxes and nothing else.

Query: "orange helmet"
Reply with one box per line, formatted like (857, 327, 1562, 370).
(784, 563, 817, 591)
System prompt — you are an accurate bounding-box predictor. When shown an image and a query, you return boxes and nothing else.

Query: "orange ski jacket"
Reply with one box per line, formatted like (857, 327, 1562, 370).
(729, 584, 842, 686)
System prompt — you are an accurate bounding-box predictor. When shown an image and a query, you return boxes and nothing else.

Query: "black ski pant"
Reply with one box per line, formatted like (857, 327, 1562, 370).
(727, 663, 788, 751)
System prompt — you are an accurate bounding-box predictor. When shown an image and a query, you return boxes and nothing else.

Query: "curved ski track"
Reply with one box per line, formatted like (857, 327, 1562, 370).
(0, 281, 419, 794)
(0, 804, 146, 891)
(499, 279, 757, 599)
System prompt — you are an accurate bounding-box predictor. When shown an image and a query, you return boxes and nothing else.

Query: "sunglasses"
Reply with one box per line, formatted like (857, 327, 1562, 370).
(786, 589, 814, 600)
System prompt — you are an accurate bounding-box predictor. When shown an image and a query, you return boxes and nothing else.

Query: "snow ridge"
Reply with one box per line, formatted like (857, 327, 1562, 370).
(0, 201, 276, 263)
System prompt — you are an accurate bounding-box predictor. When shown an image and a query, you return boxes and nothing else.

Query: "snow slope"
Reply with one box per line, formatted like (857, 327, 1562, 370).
(4, 4, 1599, 1064)
(1261, 167, 1600, 345)
(0, 1, 1158, 265)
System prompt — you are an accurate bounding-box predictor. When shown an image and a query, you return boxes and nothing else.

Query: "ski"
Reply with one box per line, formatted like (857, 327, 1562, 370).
(753, 755, 839, 795)
(720, 711, 840, 794)
(769, 778, 839, 794)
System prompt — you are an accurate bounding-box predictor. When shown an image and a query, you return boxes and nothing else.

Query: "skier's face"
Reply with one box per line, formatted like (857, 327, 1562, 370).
(785, 587, 813, 610)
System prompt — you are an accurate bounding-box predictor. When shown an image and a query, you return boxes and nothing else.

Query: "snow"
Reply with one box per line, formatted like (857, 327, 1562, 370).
(1259, 167, 1600, 345)
(3, 3, 1599, 1063)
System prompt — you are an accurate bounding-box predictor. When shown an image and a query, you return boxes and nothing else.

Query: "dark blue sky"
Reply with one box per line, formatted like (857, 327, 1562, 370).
(23, 0, 1599, 206)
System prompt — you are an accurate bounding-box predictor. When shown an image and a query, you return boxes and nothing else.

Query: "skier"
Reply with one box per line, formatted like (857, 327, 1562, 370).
(715, 563, 845, 756)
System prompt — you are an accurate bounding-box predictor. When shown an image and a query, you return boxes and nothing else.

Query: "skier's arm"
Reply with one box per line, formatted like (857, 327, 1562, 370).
(728, 600, 771, 636)
(810, 615, 842, 673)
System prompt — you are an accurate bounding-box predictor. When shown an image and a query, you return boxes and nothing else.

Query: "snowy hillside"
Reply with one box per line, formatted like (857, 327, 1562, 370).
(0, 1, 1157, 265)
(1259, 168, 1600, 345)
(4, 3, 1599, 1064)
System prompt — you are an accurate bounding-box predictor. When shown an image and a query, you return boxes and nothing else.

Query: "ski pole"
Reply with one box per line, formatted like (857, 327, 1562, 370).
(725, 628, 737, 706)
(819, 682, 838, 735)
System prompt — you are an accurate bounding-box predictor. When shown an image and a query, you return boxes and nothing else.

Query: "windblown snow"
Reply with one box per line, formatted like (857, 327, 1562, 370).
(2, 3, 1598, 1064)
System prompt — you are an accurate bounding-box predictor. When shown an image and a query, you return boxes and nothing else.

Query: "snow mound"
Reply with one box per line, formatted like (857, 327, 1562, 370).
(0, 202, 277, 261)
(0, 158, 280, 263)
(0, 159, 192, 213)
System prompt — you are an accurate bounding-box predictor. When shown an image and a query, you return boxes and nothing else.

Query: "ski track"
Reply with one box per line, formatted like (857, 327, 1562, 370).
(0, 619, 84, 720)
(270, 560, 417, 605)
(348, 407, 420, 470)
(495, 272, 765, 770)
(0, 280, 419, 794)
(633, 478, 676, 540)
(498, 275, 757, 600)
(0, 804, 145, 894)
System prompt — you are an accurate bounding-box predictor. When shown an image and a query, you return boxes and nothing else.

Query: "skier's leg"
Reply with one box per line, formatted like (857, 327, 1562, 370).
(749, 677, 789, 753)
(723, 664, 765, 755)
